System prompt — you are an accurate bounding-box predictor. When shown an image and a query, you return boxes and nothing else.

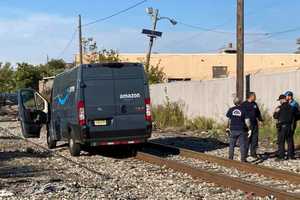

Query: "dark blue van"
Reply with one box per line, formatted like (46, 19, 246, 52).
(18, 63, 152, 156)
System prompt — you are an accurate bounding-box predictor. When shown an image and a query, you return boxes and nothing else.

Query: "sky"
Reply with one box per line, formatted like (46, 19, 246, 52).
(0, 0, 299, 64)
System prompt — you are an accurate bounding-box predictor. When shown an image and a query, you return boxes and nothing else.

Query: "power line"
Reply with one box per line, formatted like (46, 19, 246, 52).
(178, 21, 267, 35)
(157, 1, 287, 51)
(266, 26, 300, 36)
(56, 0, 148, 60)
(247, 26, 300, 45)
(57, 29, 77, 59)
(83, 0, 148, 27)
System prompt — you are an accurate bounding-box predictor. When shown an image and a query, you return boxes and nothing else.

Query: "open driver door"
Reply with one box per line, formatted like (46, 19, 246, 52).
(17, 89, 49, 138)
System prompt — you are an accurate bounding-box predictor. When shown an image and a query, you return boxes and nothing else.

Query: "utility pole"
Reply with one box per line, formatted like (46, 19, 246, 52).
(145, 9, 159, 70)
(236, 0, 244, 100)
(78, 15, 83, 65)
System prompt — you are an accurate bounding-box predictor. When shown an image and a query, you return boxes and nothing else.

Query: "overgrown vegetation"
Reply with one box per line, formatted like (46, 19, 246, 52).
(82, 38, 165, 84)
(152, 98, 185, 128)
(152, 99, 225, 135)
(144, 60, 166, 84)
(259, 105, 300, 145)
(0, 59, 67, 93)
(258, 105, 277, 144)
(137, 58, 166, 84)
(152, 101, 300, 145)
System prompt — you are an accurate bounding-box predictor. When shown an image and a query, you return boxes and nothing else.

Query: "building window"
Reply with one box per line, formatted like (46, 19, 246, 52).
(212, 66, 228, 78)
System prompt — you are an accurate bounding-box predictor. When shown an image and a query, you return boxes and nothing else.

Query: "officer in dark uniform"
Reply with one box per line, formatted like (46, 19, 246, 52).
(273, 94, 295, 160)
(226, 97, 251, 162)
(241, 92, 263, 158)
(285, 91, 299, 156)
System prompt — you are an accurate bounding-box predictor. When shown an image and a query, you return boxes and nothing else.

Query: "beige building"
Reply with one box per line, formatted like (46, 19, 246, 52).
(120, 53, 300, 81)
(75, 52, 300, 81)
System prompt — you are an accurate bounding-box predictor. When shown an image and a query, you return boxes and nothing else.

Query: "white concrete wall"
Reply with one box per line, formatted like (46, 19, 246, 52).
(251, 70, 300, 114)
(150, 70, 300, 121)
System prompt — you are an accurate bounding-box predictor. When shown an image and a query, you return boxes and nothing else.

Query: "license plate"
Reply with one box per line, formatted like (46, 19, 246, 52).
(94, 120, 107, 126)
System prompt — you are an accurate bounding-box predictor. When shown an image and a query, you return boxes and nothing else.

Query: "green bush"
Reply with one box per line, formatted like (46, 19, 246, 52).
(259, 105, 277, 143)
(152, 100, 226, 133)
(152, 100, 185, 129)
(185, 117, 215, 131)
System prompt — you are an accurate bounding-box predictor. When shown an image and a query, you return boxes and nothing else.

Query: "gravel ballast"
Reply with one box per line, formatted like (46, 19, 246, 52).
(0, 122, 272, 200)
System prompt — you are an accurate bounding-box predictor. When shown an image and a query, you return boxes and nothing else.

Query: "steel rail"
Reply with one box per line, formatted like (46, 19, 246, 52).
(147, 141, 300, 185)
(136, 151, 300, 200)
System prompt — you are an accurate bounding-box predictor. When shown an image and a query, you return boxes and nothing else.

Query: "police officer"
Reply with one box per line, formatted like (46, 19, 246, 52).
(273, 94, 295, 160)
(285, 91, 299, 158)
(241, 92, 263, 158)
(226, 97, 251, 162)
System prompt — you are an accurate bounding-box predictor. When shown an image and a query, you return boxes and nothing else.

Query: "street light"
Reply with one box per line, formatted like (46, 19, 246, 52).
(144, 8, 177, 68)
(146, 7, 154, 15)
(158, 17, 178, 26)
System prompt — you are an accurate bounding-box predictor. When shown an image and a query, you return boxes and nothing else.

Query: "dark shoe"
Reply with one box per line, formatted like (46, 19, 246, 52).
(275, 157, 285, 162)
(287, 156, 296, 160)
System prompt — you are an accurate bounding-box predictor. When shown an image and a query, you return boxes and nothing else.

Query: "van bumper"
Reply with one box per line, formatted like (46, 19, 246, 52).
(79, 126, 152, 146)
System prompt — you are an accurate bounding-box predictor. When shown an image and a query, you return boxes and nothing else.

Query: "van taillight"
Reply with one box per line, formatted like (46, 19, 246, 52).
(145, 98, 152, 121)
(77, 100, 86, 126)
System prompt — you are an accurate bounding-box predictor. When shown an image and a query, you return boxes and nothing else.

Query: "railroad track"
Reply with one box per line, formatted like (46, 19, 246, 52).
(136, 141, 300, 200)
(146, 141, 300, 184)
(1, 125, 300, 199)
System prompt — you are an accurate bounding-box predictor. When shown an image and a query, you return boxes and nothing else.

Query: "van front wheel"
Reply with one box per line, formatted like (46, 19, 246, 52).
(69, 137, 81, 157)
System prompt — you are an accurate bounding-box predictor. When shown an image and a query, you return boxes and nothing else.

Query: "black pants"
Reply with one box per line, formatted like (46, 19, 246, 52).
(247, 124, 258, 157)
(277, 124, 294, 159)
(290, 120, 297, 155)
(229, 130, 247, 162)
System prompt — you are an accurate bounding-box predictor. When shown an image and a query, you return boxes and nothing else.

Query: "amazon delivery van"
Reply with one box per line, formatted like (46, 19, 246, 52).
(18, 63, 152, 156)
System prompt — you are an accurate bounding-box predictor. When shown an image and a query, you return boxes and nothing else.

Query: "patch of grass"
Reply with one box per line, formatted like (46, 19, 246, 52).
(258, 105, 277, 144)
(152, 100, 226, 135)
(152, 101, 300, 146)
(293, 126, 300, 144)
(258, 105, 300, 146)
(152, 100, 185, 129)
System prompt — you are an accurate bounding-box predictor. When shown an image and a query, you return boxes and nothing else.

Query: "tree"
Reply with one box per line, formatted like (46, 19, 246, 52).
(15, 63, 42, 90)
(139, 59, 166, 84)
(0, 62, 15, 92)
(40, 59, 66, 77)
(92, 49, 120, 63)
(81, 37, 120, 63)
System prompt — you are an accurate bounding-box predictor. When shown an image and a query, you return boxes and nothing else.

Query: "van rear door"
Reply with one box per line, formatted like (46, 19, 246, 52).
(83, 66, 116, 129)
(82, 63, 147, 132)
(113, 63, 146, 130)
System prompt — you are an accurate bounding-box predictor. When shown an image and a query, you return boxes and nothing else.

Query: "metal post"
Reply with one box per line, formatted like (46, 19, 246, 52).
(236, 0, 244, 100)
(78, 15, 83, 65)
(145, 9, 159, 70)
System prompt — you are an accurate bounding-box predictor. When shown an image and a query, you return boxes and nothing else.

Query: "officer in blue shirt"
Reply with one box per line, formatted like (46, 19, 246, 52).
(241, 92, 263, 158)
(285, 91, 299, 158)
(226, 97, 251, 162)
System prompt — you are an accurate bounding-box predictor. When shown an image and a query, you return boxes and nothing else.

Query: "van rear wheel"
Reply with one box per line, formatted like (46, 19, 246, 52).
(47, 132, 57, 149)
(69, 137, 81, 157)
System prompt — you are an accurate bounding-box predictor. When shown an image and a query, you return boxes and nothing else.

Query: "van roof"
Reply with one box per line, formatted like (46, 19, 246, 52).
(84, 62, 142, 68)
(54, 62, 143, 79)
